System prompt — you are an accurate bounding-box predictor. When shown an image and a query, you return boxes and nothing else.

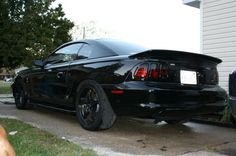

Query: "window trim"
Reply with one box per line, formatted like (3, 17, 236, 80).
(44, 42, 84, 65)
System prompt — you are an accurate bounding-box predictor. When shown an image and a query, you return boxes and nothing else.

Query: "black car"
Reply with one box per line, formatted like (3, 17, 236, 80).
(12, 39, 227, 130)
(229, 70, 236, 123)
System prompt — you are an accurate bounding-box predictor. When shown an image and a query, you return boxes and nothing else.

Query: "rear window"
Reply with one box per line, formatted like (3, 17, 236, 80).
(78, 44, 115, 59)
(98, 39, 149, 55)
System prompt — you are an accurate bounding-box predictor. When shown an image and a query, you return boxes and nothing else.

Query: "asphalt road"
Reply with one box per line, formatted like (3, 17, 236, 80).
(0, 101, 236, 156)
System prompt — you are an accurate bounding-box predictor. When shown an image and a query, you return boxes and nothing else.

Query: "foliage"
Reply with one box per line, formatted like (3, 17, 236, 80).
(0, 0, 74, 68)
(0, 81, 12, 94)
(220, 97, 233, 123)
(0, 118, 96, 156)
(221, 104, 231, 123)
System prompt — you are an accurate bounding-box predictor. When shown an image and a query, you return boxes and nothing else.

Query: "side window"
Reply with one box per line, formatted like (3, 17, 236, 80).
(78, 44, 114, 59)
(46, 43, 83, 64)
(78, 44, 93, 59)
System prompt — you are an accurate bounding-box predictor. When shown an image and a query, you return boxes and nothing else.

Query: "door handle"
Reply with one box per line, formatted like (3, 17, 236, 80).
(57, 72, 64, 78)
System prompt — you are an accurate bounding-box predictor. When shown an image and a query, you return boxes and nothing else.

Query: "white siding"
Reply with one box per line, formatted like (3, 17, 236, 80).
(202, 0, 236, 91)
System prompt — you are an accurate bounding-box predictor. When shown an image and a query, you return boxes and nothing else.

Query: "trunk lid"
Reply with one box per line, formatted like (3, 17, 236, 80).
(129, 50, 221, 85)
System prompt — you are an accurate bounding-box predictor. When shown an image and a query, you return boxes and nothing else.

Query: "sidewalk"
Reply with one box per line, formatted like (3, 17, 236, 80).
(0, 94, 14, 104)
(0, 94, 13, 98)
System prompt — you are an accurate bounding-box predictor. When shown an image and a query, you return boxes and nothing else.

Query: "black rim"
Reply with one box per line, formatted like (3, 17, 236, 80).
(78, 87, 100, 125)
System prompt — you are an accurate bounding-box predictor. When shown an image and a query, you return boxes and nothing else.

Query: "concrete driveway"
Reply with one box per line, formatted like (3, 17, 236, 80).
(0, 101, 236, 156)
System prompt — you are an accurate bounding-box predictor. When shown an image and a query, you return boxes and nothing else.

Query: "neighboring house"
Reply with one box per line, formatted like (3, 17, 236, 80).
(0, 68, 14, 80)
(0, 67, 27, 81)
(183, 0, 236, 91)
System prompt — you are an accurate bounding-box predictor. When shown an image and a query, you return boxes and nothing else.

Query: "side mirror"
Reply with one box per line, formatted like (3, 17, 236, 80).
(34, 60, 44, 67)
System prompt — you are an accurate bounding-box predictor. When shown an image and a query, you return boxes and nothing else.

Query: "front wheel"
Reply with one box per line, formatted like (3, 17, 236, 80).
(14, 81, 27, 109)
(76, 80, 116, 131)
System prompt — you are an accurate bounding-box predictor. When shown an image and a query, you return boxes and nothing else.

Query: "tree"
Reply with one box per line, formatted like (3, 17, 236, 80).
(0, 0, 25, 69)
(0, 0, 74, 68)
(71, 21, 111, 40)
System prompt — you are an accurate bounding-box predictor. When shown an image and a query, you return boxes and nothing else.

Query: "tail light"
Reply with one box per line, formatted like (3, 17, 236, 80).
(149, 63, 169, 81)
(134, 64, 148, 79)
(159, 64, 169, 80)
(133, 63, 169, 81)
(151, 69, 158, 78)
(150, 64, 159, 78)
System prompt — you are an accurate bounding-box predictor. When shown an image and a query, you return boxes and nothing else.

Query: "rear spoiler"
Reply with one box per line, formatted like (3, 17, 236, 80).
(129, 49, 222, 65)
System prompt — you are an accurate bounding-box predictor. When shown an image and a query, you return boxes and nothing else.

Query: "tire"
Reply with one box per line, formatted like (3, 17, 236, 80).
(76, 80, 116, 131)
(165, 119, 188, 124)
(14, 80, 27, 109)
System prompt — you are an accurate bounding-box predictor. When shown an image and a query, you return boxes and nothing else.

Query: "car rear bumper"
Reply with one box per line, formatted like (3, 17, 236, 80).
(103, 81, 227, 119)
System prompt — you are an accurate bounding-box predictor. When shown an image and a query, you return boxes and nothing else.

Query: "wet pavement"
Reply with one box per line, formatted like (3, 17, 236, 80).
(0, 98, 236, 156)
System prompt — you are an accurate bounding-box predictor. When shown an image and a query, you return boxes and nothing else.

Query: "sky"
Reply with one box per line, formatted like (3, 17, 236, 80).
(54, 0, 200, 53)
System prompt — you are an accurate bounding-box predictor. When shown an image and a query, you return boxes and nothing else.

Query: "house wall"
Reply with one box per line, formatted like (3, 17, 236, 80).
(202, 0, 236, 91)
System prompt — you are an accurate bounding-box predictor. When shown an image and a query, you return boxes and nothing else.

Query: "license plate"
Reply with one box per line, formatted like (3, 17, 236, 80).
(180, 70, 197, 85)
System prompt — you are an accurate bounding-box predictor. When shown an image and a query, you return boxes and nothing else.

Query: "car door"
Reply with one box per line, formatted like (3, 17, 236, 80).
(66, 43, 93, 107)
(30, 43, 83, 108)
(66, 43, 115, 106)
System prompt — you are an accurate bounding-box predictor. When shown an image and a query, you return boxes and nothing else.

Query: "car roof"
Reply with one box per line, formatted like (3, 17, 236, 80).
(55, 39, 148, 56)
(54, 39, 109, 52)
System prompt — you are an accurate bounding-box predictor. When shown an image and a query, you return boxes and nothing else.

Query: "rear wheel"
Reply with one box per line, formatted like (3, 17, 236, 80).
(14, 81, 27, 109)
(76, 80, 116, 131)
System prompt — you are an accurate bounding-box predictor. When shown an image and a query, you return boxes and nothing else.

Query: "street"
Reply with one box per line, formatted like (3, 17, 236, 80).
(0, 101, 236, 156)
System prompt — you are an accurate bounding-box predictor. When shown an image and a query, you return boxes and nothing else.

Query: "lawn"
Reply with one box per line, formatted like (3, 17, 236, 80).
(0, 118, 96, 156)
(0, 81, 12, 94)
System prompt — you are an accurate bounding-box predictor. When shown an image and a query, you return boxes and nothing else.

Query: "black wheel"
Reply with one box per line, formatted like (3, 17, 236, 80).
(165, 119, 188, 124)
(14, 80, 27, 109)
(76, 80, 116, 131)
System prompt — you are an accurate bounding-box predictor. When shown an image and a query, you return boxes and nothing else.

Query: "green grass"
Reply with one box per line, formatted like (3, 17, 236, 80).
(0, 81, 12, 94)
(0, 118, 96, 156)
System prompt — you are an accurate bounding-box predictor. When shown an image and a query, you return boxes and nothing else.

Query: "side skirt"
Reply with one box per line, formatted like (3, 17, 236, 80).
(30, 102, 76, 113)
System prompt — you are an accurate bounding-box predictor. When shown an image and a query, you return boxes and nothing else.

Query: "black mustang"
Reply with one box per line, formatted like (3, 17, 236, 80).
(12, 39, 227, 130)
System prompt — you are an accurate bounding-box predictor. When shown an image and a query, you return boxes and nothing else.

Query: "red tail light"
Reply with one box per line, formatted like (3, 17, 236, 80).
(151, 69, 158, 78)
(134, 64, 148, 79)
(150, 64, 159, 78)
(150, 63, 169, 80)
(133, 63, 169, 81)
(160, 69, 169, 79)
